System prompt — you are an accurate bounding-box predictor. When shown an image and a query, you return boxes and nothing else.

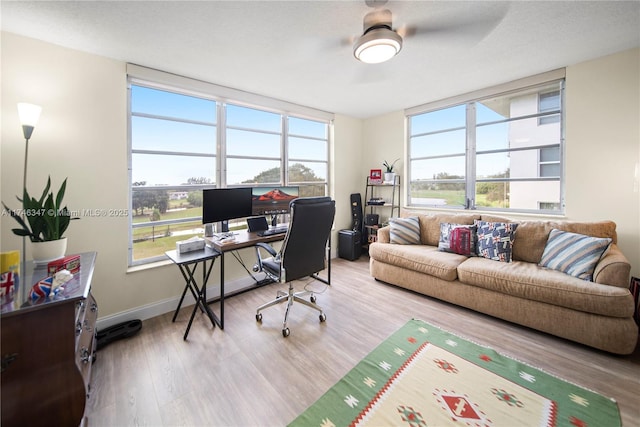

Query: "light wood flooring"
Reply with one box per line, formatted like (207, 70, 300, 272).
(86, 256, 640, 426)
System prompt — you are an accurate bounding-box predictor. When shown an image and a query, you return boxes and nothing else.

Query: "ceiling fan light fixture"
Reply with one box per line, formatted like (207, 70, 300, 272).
(354, 27, 403, 64)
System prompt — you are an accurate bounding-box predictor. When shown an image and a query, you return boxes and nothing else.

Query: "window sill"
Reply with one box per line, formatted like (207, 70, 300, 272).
(127, 258, 173, 274)
(403, 206, 567, 221)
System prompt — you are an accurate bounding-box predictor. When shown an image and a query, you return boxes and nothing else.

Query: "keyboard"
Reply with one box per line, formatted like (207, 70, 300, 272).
(258, 226, 288, 237)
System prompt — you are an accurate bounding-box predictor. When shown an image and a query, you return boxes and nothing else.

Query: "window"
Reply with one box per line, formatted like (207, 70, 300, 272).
(407, 77, 564, 214)
(538, 91, 561, 125)
(539, 146, 560, 177)
(128, 76, 330, 266)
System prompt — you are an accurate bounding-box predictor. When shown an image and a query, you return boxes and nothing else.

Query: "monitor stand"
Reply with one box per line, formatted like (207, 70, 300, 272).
(218, 220, 229, 233)
(270, 214, 278, 227)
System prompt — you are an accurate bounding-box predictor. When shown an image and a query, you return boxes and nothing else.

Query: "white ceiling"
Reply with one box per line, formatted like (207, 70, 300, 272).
(2, 1, 639, 118)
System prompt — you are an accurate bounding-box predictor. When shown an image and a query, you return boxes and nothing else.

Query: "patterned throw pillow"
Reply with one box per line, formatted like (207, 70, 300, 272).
(389, 217, 421, 245)
(476, 221, 518, 262)
(539, 229, 612, 281)
(438, 223, 477, 256)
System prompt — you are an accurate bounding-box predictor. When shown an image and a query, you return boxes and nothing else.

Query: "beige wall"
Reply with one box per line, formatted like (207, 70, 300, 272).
(332, 114, 365, 232)
(564, 48, 640, 276)
(2, 32, 638, 325)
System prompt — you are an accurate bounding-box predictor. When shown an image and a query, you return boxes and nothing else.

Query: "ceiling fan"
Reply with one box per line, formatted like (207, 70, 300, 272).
(351, 0, 510, 65)
(353, 7, 403, 64)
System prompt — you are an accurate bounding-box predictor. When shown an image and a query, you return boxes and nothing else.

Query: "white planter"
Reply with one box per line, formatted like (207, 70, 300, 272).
(384, 172, 396, 183)
(31, 237, 67, 264)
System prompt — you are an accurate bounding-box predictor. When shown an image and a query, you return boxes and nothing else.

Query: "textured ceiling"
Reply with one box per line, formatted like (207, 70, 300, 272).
(2, 1, 639, 118)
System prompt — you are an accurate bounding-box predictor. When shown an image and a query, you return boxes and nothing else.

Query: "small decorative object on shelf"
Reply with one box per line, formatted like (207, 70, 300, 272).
(369, 168, 382, 184)
(367, 197, 385, 205)
(47, 254, 81, 275)
(1, 251, 20, 301)
(29, 269, 73, 301)
(383, 159, 399, 173)
(383, 158, 399, 183)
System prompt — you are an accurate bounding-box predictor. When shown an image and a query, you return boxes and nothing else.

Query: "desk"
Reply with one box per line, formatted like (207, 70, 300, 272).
(206, 229, 288, 295)
(165, 247, 221, 340)
(167, 229, 330, 339)
(206, 229, 331, 300)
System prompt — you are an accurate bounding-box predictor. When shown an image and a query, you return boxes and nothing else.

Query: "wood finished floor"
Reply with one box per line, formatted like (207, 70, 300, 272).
(86, 256, 640, 426)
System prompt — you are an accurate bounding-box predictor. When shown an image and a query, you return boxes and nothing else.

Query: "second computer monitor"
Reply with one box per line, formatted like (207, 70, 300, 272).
(251, 186, 299, 216)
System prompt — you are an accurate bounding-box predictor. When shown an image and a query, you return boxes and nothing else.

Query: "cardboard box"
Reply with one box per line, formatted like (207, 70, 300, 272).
(47, 254, 81, 275)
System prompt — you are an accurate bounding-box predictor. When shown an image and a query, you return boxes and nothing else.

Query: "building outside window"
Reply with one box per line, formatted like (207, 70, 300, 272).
(407, 77, 564, 214)
(129, 77, 330, 266)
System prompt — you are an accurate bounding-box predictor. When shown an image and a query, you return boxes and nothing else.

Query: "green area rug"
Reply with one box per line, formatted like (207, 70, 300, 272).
(289, 319, 620, 427)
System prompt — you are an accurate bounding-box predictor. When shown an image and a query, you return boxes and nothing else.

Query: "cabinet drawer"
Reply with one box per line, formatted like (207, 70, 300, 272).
(76, 293, 98, 394)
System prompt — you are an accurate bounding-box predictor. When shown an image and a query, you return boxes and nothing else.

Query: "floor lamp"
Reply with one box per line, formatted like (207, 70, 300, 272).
(17, 102, 42, 287)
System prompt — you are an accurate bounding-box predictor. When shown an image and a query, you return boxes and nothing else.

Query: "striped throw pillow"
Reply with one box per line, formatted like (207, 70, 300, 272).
(389, 217, 421, 245)
(539, 229, 612, 281)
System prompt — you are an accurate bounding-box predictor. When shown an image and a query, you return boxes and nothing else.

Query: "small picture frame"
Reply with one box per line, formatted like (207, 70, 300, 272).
(369, 169, 382, 184)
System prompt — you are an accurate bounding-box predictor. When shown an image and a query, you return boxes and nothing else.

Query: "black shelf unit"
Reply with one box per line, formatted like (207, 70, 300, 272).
(364, 175, 400, 245)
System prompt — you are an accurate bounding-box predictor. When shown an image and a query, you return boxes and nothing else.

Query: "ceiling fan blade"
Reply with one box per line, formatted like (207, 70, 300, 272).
(341, 34, 359, 47)
(397, 3, 510, 43)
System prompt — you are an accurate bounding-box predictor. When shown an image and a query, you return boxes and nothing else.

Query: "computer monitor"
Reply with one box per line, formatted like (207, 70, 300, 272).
(251, 186, 299, 216)
(202, 188, 253, 231)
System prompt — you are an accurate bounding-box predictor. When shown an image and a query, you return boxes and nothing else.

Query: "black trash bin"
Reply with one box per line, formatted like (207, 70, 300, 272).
(338, 229, 362, 261)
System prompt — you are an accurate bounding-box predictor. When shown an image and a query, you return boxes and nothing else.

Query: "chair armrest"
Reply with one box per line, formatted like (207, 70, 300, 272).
(255, 242, 278, 257)
(377, 226, 391, 243)
(593, 244, 631, 288)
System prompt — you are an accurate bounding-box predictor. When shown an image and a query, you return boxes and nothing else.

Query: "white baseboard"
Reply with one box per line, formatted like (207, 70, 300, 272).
(95, 274, 261, 331)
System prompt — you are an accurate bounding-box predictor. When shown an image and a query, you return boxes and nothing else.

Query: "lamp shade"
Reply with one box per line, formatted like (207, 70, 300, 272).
(353, 27, 403, 64)
(18, 103, 42, 127)
(17, 103, 42, 140)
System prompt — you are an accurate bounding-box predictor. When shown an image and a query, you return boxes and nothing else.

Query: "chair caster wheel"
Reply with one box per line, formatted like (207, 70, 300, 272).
(282, 328, 290, 337)
(319, 313, 326, 322)
(256, 313, 263, 322)
(310, 295, 316, 303)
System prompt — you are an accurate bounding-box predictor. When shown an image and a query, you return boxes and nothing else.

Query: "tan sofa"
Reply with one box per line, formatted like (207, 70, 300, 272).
(368, 213, 638, 354)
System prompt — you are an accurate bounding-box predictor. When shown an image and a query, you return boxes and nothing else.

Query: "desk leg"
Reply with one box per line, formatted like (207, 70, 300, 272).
(173, 263, 202, 323)
(199, 258, 221, 329)
(183, 262, 203, 340)
(182, 258, 221, 340)
(219, 252, 225, 329)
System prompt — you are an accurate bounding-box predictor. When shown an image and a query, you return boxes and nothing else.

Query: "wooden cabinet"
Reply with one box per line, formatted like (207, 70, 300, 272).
(1, 252, 98, 427)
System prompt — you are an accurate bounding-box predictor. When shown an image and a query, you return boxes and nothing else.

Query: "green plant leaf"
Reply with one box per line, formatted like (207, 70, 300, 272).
(4, 176, 77, 242)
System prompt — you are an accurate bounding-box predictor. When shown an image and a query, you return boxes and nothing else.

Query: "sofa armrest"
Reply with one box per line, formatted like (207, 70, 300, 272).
(377, 226, 391, 243)
(593, 244, 631, 288)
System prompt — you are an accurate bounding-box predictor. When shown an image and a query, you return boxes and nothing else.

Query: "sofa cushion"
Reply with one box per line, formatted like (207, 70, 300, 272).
(389, 217, 421, 244)
(539, 229, 612, 281)
(437, 223, 477, 256)
(417, 213, 480, 246)
(457, 257, 634, 318)
(475, 221, 518, 262)
(512, 220, 617, 263)
(368, 243, 466, 281)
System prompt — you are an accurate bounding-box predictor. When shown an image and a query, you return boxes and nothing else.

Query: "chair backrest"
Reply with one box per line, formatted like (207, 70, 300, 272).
(281, 196, 335, 282)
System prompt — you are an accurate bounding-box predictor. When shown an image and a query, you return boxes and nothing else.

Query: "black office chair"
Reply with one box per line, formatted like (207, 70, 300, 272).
(254, 196, 335, 337)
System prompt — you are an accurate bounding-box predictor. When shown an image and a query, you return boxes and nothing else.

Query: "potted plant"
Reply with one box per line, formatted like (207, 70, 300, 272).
(383, 158, 399, 183)
(2, 176, 78, 262)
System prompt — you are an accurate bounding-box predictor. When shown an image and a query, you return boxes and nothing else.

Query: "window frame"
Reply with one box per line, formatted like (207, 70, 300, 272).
(406, 71, 565, 215)
(127, 69, 332, 267)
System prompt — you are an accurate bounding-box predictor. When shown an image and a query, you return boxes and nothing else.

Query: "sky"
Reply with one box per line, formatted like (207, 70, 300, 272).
(131, 85, 328, 186)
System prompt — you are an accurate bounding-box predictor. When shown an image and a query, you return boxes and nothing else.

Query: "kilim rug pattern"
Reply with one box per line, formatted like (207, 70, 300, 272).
(289, 319, 620, 427)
